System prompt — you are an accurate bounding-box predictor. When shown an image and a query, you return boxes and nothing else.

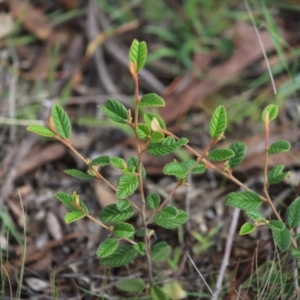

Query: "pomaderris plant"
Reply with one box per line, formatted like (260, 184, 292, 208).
(28, 39, 299, 299)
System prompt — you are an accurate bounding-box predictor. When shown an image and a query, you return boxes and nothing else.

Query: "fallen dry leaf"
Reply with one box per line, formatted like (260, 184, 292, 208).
(17, 143, 66, 176)
(9, 0, 53, 40)
(160, 21, 276, 123)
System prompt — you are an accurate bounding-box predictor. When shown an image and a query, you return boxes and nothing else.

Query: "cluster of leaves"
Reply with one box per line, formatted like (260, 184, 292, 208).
(27, 40, 298, 298)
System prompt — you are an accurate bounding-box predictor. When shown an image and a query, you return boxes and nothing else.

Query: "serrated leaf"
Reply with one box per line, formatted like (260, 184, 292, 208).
(144, 112, 166, 129)
(181, 160, 206, 174)
(55, 192, 82, 212)
(239, 223, 256, 235)
(158, 206, 178, 219)
(209, 105, 227, 139)
(228, 142, 247, 169)
(110, 157, 127, 169)
(268, 140, 291, 154)
(286, 197, 300, 228)
(272, 226, 291, 252)
(114, 222, 135, 238)
(116, 174, 139, 199)
(262, 104, 278, 122)
(51, 105, 71, 139)
(100, 99, 128, 123)
(163, 162, 186, 179)
(65, 211, 85, 224)
(100, 245, 136, 267)
(64, 169, 94, 179)
(136, 123, 150, 139)
(116, 199, 131, 211)
(133, 242, 146, 255)
(208, 148, 234, 162)
(267, 220, 285, 231)
(147, 193, 161, 209)
(139, 93, 165, 107)
(147, 137, 188, 157)
(150, 131, 164, 143)
(89, 155, 110, 166)
(127, 157, 146, 181)
(268, 164, 288, 185)
(97, 238, 119, 258)
(246, 210, 265, 221)
(225, 191, 262, 211)
(150, 286, 168, 300)
(27, 125, 55, 137)
(99, 204, 134, 223)
(116, 278, 145, 293)
(129, 39, 147, 71)
(151, 241, 171, 262)
(154, 210, 188, 229)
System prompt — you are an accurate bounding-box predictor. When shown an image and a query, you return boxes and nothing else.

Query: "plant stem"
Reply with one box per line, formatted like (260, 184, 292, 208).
(132, 69, 153, 283)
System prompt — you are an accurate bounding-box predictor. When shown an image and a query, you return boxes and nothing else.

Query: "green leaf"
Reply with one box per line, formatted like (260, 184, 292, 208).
(147, 137, 188, 157)
(89, 155, 110, 166)
(64, 169, 94, 179)
(116, 199, 131, 211)
(97, 238, 119, 258)
(208, 148, 234, 162)
(114, 222, 135, 238)
(99, 204, 134, 223)
(154, 209, 188, 229)
(150, 286, 168, 300)
(225, 191, 262, 211)
(267, 220, 285, 231)
(100, 99, 128, 123)
(133, 242, 146, 255)
(163, 162, 186, 179)
(139, 93, 165, 107)
(116, 174, 139, 199)
(100, 245, 136, 267)
(127, 157, 146, 181)
(159, 206, 178, 219)
(246, 210, 265, 221)
(55, 192, 82, 212)
(150, 131, 164, 143)
(144, 112, 166, 129)
(228, 142, 247, 169)
(147, 193, 161, 209)
(27, 125, 55, 137)
(271, 226, 291, 252)
(268, 140, 291, 154)
(209, 105, 227, 139)
(239, 223, 256, 235)
(51, 105, 71, 139)
(262, 104, 278, 122)
(291, 247, 300, 258)
(286, 197, 300, 228)
(136, 123, 150, 140)
(129, 39, 147, 71)
(65, 211, 85, 224)
(268, 164, 288, 185)
(110, 157, 127, 169)
(151, 241, 171, 262)
(181, 160, 206, 174)
(116, 278, 145, 293)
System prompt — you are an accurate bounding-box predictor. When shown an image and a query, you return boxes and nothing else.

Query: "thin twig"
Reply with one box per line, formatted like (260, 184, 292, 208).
(214, 207, 241, 298)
